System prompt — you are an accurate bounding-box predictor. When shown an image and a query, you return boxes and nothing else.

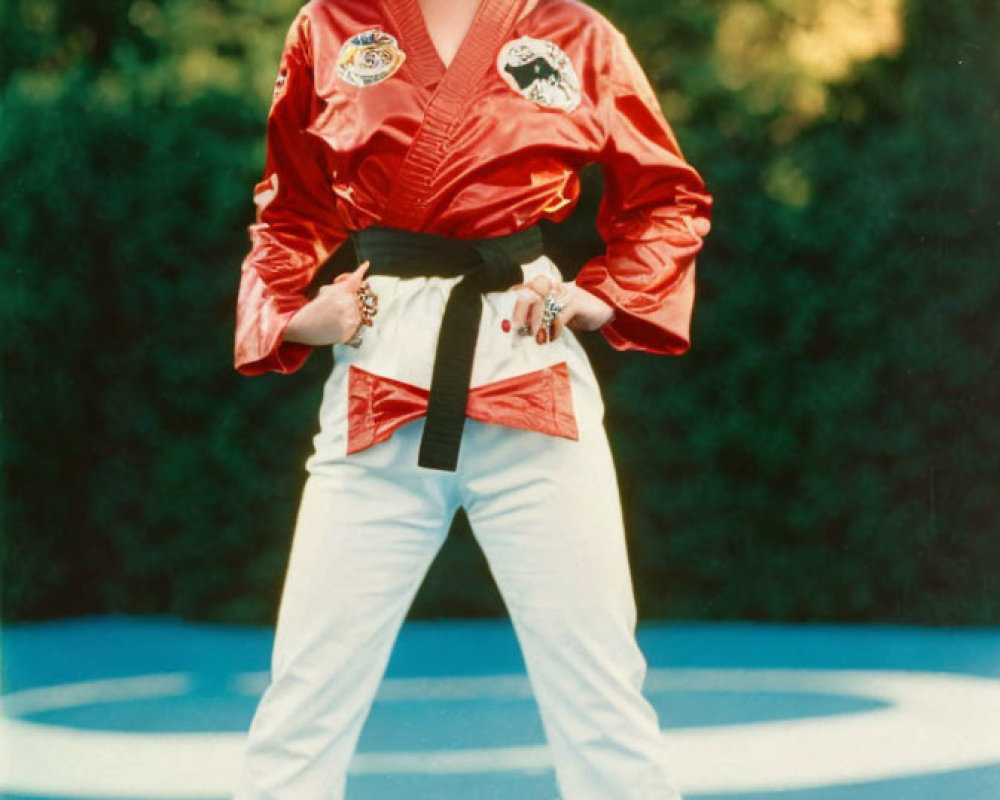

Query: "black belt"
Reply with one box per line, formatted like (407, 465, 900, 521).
(349, 224, 546, 472)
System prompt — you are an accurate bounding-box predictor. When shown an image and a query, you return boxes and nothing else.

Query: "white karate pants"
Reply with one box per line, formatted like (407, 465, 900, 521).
(232, 409, 684, 800)
(232, 267, 684, 798)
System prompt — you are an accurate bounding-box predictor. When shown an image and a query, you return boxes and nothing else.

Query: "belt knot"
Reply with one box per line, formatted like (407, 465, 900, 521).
(349, 224, 546, 471)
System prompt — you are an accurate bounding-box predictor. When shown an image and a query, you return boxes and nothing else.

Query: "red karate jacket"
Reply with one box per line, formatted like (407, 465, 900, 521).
(234, 0, 712, 451)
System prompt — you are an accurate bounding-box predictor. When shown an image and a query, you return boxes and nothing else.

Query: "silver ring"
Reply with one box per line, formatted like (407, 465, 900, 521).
(541, 294, 565, 327)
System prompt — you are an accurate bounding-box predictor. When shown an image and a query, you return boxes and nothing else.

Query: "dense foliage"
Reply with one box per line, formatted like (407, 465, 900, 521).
(2, 0, 997, 623)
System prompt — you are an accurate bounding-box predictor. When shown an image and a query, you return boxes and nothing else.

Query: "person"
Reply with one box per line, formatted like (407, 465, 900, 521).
(231, 0, 712, 797)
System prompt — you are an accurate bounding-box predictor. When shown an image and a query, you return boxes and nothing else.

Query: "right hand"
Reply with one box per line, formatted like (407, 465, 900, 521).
(283, 260, 374, 346)
(508, 274, 615, 344)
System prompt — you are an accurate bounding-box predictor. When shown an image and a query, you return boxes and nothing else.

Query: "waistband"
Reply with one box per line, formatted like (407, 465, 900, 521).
(349, 224, 546, 472)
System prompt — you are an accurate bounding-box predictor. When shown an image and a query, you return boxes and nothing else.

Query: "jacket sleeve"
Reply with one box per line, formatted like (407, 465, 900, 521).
(234, 9, 349, 375)
(574, 28, 712, 355)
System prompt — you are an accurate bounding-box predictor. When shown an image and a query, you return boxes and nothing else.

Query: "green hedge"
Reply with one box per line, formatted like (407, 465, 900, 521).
(2, 0, 997, 623)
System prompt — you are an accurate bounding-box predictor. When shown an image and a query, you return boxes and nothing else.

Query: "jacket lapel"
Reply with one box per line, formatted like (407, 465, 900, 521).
(381, 0, 528, 228)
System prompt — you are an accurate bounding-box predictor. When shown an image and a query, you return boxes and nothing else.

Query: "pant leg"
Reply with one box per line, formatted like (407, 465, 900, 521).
(233, 418, 458, 800)
(458, 416, 684, 800)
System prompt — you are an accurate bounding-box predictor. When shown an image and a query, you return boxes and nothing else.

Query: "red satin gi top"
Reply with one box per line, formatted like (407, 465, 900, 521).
(234, 0, 712, 451)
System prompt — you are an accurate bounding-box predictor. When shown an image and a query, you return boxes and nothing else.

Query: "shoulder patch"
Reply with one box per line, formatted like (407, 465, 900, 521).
(336, 29, 406, 87)
(497, 37, 581, 112)
(272, 66, 289, 102)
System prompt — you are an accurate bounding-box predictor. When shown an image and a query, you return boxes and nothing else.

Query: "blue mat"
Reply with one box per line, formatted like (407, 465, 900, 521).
(2, 617, 999, 799)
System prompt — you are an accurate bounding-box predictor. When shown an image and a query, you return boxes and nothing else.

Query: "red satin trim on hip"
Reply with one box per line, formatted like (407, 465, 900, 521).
(346, 362, 579, 456)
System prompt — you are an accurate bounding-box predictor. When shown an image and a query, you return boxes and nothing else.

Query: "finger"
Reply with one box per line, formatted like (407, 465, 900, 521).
(527, 295, 545, 335)
(526, 274, 554, 299)
(548, 293, 578, 341)
(341, 259, 371, 290)
(549, 309, 567, 341)
(537, 303, 565, 344)
(335, 258, 369, 284)
(510, 287, 537, 333)
(553, 302, 581, 338)
(342, 320, 365, 345)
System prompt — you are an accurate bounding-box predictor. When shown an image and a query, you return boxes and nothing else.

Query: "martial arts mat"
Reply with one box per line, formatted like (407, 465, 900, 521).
(2, 617, 999, 799)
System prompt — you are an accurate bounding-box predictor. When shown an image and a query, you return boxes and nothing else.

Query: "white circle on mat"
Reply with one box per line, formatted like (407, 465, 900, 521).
(2, 667, 1000, 796)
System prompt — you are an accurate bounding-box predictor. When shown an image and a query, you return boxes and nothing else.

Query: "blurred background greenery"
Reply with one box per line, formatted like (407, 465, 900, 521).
(1, 0, 997, 625)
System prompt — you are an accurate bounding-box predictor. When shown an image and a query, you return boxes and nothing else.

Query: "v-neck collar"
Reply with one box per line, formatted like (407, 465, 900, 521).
(385, 0, 522, 86)
(378, 0, 529, 228)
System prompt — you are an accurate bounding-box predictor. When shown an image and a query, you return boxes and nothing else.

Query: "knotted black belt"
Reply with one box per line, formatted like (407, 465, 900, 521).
(349, 224, 546, 472)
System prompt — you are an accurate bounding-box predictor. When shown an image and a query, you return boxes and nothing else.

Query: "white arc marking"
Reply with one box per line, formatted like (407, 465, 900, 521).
(1, 668, 999, 796)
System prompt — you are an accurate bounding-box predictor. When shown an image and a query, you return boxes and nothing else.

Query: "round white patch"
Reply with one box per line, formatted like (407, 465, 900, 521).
(336, 29, 406, 87)
(497, 36, 581, 112)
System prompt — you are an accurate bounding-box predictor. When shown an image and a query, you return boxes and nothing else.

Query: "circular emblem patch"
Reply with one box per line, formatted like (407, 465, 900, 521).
(336, 29, 406, 87)
(497, 37, 581, 112)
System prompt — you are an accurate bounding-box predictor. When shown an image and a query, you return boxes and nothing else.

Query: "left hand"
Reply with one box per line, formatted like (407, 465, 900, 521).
(508, 275, 615, 344)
